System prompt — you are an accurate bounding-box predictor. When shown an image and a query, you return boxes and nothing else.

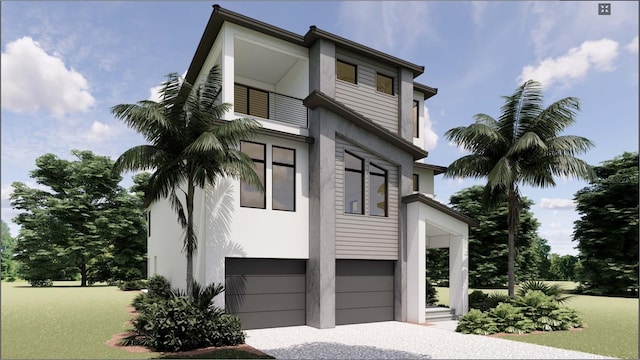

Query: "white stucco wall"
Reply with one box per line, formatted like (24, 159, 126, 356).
(413, 167, 435, 196)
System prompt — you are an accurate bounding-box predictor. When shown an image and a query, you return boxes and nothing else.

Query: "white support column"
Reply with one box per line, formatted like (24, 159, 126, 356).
(448, 233, 469, 316)
(406, 202, 426, 323)
(221, 25, 235, 120)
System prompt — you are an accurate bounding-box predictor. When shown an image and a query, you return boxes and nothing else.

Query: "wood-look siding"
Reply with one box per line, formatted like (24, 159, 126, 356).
(335, 137, 399, 260)
(334, 49, 399, 134)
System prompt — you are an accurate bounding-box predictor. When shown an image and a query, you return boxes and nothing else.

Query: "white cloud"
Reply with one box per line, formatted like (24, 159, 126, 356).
(518, 38, 619, 89)
(626, 35, 639, 54)
(1, 185, 13, 208)
(471, 2, 488, 29)
(85, 121, 113, 142)
(148, 84, 163, 103)
(1, 36, 95, 117)
(422, 106, 438, 151)
(539, 198, 575, 210)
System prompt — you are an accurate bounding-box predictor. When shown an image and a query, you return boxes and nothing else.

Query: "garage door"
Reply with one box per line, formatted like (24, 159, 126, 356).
(225, 258, 306, 329)
(335, 259, 394, 325)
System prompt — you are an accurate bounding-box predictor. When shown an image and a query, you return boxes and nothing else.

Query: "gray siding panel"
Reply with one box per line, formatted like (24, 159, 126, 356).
(335, 49, 399, 134)
(335, 260, 394, 325)
(225, 258, 306, 329)
(335, 137, 398, 260)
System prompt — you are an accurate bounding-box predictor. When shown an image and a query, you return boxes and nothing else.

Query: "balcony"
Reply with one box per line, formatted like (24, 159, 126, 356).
(235, 84, 308, 128)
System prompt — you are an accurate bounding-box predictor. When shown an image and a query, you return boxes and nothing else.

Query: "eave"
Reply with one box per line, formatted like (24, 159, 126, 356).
(413, 82, 438, 100)
(402, 193, 479, 227)
(414, 162, 447, 175)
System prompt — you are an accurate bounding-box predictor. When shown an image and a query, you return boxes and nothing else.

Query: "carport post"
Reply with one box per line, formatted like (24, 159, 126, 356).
(406, 202, 426, 323)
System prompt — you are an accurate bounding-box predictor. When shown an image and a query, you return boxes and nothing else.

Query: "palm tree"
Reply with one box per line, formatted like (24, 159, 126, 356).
(444, 80, 595, 297)
(111, 65, 263, 296)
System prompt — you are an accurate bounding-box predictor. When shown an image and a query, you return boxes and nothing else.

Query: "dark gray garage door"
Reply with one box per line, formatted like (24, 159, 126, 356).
(225, 258, 306, 329)
(335, 259, 394, 325)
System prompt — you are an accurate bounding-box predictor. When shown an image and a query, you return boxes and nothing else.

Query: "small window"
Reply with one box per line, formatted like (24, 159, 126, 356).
(272, 146, 295, 211)
(369, 163, 387, 216)
(234, 84, 269, 119)
(337, 60, 357, 84)
(147, 211, 151, 237)
(413, 174, 419, 192)
(240, 141, 266, 209)
(344, 151, 364, 214)
(376, 73, 394, 95)
(413, 100, 420, 138)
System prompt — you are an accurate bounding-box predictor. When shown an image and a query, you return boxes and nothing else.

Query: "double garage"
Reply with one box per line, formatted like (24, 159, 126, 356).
(225, 258, 395, 329)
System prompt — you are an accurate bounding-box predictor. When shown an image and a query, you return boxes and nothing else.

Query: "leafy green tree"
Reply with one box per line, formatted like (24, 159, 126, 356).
(1, 220, 18, 280)
(573, 152, 639, 296)
(10, 150, 146, 286)
(111, 65, 262, 296)
(444, 80, 595, 296)
(444, 186, 545, 288)
(548, 253, 579, 281)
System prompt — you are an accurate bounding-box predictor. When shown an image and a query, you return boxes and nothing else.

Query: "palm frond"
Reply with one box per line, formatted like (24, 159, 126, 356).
(547, 135, 594, 156)
(443, 155, 494, 179)
(112, 145, 166, 175)
(507, 131, 547, 157)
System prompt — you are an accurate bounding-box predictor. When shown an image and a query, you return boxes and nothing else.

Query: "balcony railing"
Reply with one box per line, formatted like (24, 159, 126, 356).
(268, 92, 308, 128)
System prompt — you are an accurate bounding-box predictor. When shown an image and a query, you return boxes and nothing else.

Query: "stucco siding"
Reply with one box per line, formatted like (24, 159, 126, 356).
(335, 136, 399, 259)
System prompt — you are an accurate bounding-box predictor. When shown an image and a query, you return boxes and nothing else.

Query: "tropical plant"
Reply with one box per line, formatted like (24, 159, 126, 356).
(517, 280, 574, 304)
(455, 309, 498, 335)
(111, 65, 263, 296)
(489, 302, 535, 334)
(444, 80, 595, 296)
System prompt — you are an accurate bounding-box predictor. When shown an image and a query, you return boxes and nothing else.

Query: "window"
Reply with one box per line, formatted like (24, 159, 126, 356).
(240, 141, 266, 209)
(369, 163, 387, 216)
(337, 60, 357, 84)
(344, 151, 364, 214)
(234, 84, 269, 119)
(413, 174, 419, 192)
(413, 100, 420, 138)
(376, 73, 394, 95)
(272, 146, 295, 211)
(147, 211, 151, 237)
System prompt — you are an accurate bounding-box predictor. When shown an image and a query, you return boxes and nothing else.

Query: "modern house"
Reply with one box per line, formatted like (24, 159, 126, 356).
(148, 4, 476, 330)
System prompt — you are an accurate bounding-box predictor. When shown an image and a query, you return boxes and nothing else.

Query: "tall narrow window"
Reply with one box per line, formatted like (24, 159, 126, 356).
(344, 151, 364, 214)
(413, 100, 420, 138)
(337, 60, 357, 84)
(376, 73, 394, 95)
(240, 141, 266, 209)
(272, 146, 295, 211)
(147, 211, 151, 237)
(413, 174, 419, 192)
(234, 84, 269, 119)
(369, 163, 387, 216)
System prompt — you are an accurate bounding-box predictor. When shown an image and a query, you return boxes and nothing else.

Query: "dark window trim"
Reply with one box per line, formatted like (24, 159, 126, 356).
(413, 174, 419, 192)
(413, 100, 420, 138)
(376, 72, 395, 95)
(344, 150, 364, 215)
(147, 211, 151, 237)
(272, 145, 296, 212)
(235, 83, 270, 119)
(240, 140, 266, 209)
(369, 162, 388, 217)
(336, 59, 358, 85)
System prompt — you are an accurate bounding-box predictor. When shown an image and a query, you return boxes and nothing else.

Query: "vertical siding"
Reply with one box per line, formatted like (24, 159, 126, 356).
(335, 136, 399, 260)
(334, 49, 399, 134)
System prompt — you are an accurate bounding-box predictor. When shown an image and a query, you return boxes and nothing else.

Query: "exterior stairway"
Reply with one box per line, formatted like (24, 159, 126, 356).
(425, 307, 457, 322)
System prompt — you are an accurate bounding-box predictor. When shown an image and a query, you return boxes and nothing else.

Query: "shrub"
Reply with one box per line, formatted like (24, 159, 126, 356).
(118, 279, 148, 291)
(426, 279, 439, 306)
(512, 290, 582, 331)
(29, 279, 53, 287)
(468, 290, 489, 311)
(517, 280, 574, 304)
(147, 275, 172, 299)
(489, 302, 535, 334)
(456, 309, 498, 335)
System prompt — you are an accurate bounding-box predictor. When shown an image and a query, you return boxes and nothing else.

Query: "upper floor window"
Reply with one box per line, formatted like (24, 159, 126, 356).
(376, 73, 394, 95)
(235, 84, 269, 119)
(337, 60, 357, 84)
(369, 163, 387, 217)
(413, 100, 420, 138)
(344, 151, 364, 214)
(240, 141, 266, 209)
(272, 146, 296, 211)
(413, 174, 419, 192)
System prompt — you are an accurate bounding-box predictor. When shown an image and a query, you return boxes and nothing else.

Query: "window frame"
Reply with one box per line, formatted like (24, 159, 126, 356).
(369, 162, 388, 217)
(271, 145, 296, 212)
(240, 141, 266, 209)
(344, 150, 364, 215)
(336, 59, 358, 85)
(376, 72, 395, 95)
(234, 83, 270, 119)
(413, 100, 420, 138)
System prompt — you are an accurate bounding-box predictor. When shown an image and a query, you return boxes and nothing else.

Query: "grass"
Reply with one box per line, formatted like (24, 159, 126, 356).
(434, 283, 639, 359)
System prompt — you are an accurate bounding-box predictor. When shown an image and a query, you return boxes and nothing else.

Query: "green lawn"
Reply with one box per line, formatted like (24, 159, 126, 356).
(435, 284, 639, 359)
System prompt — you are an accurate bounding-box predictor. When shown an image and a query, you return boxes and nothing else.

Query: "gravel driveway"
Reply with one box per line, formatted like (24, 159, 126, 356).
(245, 321, 614, 359)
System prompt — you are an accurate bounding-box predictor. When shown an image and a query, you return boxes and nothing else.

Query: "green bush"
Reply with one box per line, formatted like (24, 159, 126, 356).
(117, 279, 148, 291)
(29, 279, 53, 287)
(469, 290, 510, 311)
(489, 302, 535, 334)
(147, 275, 172, 299)
(426, 279, 439, 306)
(456, 309, 498, 335)
(512, 290, 582, 331)
(517, 280, 574, 304)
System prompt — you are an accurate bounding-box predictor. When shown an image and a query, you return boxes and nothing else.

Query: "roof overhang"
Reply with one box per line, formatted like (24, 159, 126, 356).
(402, 193, 479, 227)
(303, 90, 428, 160)
(414, 162, 447, 175)
(414, 82, 438, 100)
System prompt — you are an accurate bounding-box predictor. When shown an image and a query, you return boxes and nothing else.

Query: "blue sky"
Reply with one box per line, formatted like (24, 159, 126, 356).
(1, 1, 638, 256)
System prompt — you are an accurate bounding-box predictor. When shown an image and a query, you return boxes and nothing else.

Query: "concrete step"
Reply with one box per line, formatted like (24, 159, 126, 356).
(425, 307, 457, 322)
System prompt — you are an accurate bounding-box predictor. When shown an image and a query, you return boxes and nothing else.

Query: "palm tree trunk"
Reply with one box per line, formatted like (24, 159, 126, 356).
(186, 178, 195, 298)
(507, 184, 518, 297)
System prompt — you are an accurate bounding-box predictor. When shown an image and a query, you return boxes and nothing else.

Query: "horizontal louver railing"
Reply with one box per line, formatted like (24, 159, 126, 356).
(269, 92, 308, 128)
